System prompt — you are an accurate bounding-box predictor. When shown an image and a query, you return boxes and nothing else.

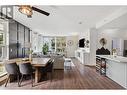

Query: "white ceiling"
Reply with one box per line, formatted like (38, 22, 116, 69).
(13, 6, 123, 36)
(98, 12, 127, 30)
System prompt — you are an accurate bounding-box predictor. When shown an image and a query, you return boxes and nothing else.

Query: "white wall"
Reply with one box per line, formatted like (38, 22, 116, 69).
(79, 29, 90, 41)
(78, 28, 97, 66)
(38, 35, 43, 52)
(31, 32, 40, 52)
(97, 29, 127, 52)
(66, 35, 78, 57)
(89, 28, 97, 66)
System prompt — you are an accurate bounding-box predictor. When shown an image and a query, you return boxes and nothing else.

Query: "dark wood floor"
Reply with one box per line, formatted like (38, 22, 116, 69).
(0, 58, 124, 89)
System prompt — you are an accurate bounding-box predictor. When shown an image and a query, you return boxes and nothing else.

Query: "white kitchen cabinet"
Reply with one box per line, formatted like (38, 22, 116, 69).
(75, 49, 90, 65)
(98, 55, 127, 89)
(106, 60, 127, 88)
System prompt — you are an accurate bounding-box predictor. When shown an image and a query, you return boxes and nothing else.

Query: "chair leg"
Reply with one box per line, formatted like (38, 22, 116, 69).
(17, 75, 20, 87)
(19, 75, 24, 86)
(31, 74, 33, 87)
(50, 73, 52, 82)
(5, 75, 10, 87)
(51, 71, 53, 82)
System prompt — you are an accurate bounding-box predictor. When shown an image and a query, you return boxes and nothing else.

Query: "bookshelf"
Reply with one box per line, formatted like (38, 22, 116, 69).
(56, 37, 66, 54)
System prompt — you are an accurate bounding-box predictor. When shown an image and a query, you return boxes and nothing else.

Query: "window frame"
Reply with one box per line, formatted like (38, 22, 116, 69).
(0, 31, 5, 46)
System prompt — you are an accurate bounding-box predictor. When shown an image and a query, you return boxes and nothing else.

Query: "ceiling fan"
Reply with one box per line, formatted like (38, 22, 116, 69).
(17, 5, 50, 18)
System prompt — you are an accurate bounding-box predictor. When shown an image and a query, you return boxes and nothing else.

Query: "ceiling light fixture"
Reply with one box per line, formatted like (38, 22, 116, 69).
(18, 5, 33, 17)
(79, 21, 82, 24)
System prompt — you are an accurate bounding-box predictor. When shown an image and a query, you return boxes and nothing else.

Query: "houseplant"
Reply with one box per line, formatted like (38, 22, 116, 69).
(42, 43, 49, 55)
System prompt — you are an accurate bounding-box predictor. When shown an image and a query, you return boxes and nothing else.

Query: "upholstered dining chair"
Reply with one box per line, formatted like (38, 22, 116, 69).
(4, 62, 20, 87)
(18, 62, 35, 87)
(45, 59, 54, 81)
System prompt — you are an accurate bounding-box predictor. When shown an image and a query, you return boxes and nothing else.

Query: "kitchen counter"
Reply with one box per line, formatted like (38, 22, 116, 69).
(96, 55, 127, 63)
(96, 55, 127, 89)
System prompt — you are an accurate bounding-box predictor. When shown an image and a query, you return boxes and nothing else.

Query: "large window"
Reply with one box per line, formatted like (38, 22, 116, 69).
(0, 47, 3, 59)
(0, 31, 6, 77)
(43, 37, 55, 53)
(0, 33, 4, 44)
(42, 36, 66, 54)
(0, 32, 4, 60)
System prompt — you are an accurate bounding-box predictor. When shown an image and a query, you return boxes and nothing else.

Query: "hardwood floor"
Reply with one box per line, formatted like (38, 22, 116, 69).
(0, 58, 124, 89)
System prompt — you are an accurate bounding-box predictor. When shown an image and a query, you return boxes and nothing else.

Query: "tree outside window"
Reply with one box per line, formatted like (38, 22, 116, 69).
(0, 33, 3, 44)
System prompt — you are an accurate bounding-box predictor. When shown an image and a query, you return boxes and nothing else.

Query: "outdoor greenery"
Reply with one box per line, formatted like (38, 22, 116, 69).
(42, 43, 49, 55)
(0, 33, 3, 44)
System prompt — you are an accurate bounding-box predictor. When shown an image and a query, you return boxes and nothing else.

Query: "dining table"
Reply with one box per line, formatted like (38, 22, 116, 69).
(31, 58, 50, 83)
(7, 58, 51, 83)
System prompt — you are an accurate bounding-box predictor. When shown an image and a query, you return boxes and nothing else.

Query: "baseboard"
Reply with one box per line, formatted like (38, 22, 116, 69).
(53, 69, 64, 70)
(84, 64, 96, 67)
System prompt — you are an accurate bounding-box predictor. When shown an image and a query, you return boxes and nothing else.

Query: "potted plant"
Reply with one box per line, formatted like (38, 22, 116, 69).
(112, 48, 117, 57)
(42, 43, 49, 55)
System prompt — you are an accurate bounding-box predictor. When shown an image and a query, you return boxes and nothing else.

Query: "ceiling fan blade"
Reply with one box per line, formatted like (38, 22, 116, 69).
(32, 6, 50, 16)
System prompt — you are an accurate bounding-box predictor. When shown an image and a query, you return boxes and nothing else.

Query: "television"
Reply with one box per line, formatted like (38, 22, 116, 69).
(79, 38, 85, 47)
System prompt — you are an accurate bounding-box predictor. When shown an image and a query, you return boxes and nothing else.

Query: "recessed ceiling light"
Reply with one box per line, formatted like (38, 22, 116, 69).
(79, 22, 82, 24)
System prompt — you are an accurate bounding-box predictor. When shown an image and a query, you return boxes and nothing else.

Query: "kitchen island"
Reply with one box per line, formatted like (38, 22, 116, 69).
(96, 55, 127, 89)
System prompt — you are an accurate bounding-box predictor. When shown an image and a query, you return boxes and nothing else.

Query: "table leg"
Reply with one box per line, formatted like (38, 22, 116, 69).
(35, 67, 41, 83)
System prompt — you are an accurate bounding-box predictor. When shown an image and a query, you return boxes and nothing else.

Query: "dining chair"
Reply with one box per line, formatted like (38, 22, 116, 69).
(4, 62, 20, 87)
(18, 62, 35, 87)
(45, 59, 54, 81)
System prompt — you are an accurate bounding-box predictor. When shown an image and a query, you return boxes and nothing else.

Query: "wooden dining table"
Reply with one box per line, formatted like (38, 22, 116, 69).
(31, 58, 50, 83)
(8, 58, 51, 83)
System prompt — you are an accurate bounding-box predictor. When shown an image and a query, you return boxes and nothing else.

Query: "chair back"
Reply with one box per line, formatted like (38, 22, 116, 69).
(5, 62, 20, 75)
(19, 62, 33, 75)
(46, 59, 54, 72)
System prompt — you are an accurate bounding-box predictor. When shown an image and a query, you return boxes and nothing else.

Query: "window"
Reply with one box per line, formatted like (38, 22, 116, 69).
(0, 32, 4, 60)
(42, 36, 66, 54)
(0, 31, 6, 77)
(0, 47, 2, 59)
(0, 33, 4, 44)
(0, 64, 6, 77)
(43, 37, 55, 53)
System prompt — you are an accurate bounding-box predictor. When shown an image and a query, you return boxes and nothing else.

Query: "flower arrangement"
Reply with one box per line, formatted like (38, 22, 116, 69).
(112, 48, 117, 57)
